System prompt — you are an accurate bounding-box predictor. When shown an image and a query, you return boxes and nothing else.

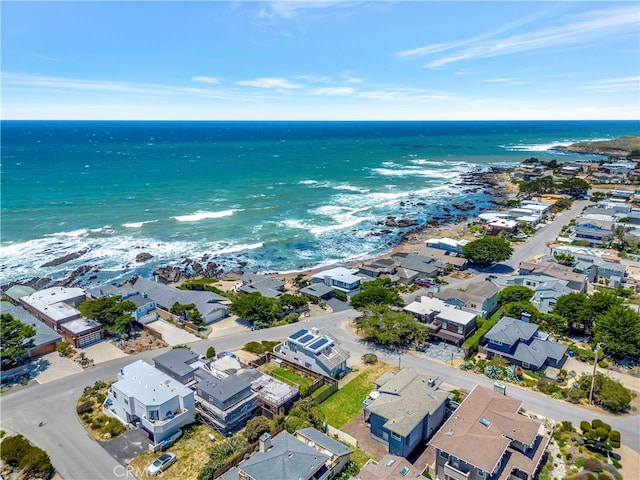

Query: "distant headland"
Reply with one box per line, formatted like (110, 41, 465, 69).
(551, 135, 640, 157)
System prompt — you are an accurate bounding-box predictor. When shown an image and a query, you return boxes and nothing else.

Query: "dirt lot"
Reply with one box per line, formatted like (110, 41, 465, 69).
(116, 329, 167, 354)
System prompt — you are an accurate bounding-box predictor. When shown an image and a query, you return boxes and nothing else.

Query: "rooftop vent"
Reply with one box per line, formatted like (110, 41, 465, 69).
(480, 417, 492, 428)
(386, 459, 396, 467)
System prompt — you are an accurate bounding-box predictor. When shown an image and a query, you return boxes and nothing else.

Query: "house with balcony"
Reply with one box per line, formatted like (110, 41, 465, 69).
(403, 296, 477, 346)
(573, 218, 613, 246)
(194, 369, 260, 435)
(236, 368, 299, 418)
(273, 328, 349, 379)
(153, 347, 203, 384)
(363, 368, 449, 458)
(390, 252, 442, 279)
(484, 316, 567, 371)
(430, 385, 550, 480)
(230, 429, 351, 480)
(311, 267, 362, 297)
(106, 360, 195, 445)
(435, 281, 498, 318)
(419, 246, 468, 271)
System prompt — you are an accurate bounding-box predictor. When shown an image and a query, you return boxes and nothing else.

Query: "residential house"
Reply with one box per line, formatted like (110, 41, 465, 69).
(419, 246, 468, 271)
(403, 296, 477, 346)
(529, 281, 574, 314)
(596, 200, 631, 214)
(435, 281, 499, 318)
(511, 165, 545, 181)
(236, 368, 300, 418)
(581, 206, 618, 223)
(492, 274, 572, 292)
(239, 273, 285, 298)
(2, 285, 36, 305)
(311, 267, 362, 297)
(425, 238, 469, 255)
(231, 429, 351, 480)
(19, 286, 85, 330)
(87, 283, 158, 324)
(106, 360, 195, 445)
(485, 218, 521, 234)
(606, 189, 634, 202)
(194, 369, 260, 435)
(430, 385, 550, 480)
(273, 327, 349, 379)
(153, 348, 202, 384)
(298, 283, 336, 302)
(359, 258, 397, 278)
(484, 315, 567, 371)
(132, 277, 229, 324)
(295, 428, 353, 476)
(0, 303, 62, 358)
(59, 318, 103, 348)
(518, 261, 588, 293)
(590, 173, 629, 185)
(357, 455, 423, 480)
(390, 253, 441, 278)
(363, 368, 450, 458)
(560, 165, 581, 176)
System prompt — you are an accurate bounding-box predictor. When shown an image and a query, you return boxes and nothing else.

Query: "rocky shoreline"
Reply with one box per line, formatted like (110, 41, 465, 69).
(550, 135, 640, 157)
(2, 167, 516, 289)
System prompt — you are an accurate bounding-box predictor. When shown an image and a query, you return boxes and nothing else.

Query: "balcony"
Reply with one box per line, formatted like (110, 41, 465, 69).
(428, 321, 442, 333)
(444, 461, 471, 480)
(141, 408, 191, 436)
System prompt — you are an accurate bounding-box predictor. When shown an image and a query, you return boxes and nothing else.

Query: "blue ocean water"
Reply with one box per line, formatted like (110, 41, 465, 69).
(1, 120, 638, 287)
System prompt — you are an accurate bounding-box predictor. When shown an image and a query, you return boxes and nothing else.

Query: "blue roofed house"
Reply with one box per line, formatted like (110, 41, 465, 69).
(106, 360, 195, 445)
(363, 368, 450, 458)
(273, 327, 349, 379)
(484, 315, 568, 371)
(529, 281, 574, 314)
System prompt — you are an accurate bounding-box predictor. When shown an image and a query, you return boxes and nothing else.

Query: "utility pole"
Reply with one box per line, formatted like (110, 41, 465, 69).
(589, 343, 602, 405)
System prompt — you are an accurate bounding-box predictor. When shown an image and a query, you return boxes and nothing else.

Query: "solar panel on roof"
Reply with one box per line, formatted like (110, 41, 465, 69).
(290, 329, 308, 340)
(309, 338, 329, 351)
(298, 334, 315, 344)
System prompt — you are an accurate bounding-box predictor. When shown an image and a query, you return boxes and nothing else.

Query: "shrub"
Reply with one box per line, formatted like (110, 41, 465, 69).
(599, 360, 609, 368)
(206, 346, 216, 359)
(105, 418, 125, 436)
(244, 341, 264, 355)
(361, 353, 378, 365)
(0, 435, 53, 479)
(77, 400, 93, 414)
(244, 416, 271, 443)
(584, 458, 603, 473)
(94, 392, 106, 404)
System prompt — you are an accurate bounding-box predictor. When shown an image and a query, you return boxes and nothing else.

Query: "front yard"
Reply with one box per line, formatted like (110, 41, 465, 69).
(77, 380, 125, 441)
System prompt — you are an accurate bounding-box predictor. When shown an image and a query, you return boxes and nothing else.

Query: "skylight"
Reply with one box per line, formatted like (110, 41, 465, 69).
(480, 417, 492, 427)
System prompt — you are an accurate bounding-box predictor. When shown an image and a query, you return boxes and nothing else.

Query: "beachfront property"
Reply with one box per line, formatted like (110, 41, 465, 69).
(310, 267, 362, 297)
(518, 261, 588, 293)
(239, 272, 285, 298)
(228, 429, 351, 480)
(105, 360, 195, 445)
(483, 315, 567, 371)
(484, 218, 520, 235)
(87, 283, 158, 324)
(358, 258, 397, 278)
(403, 295, 477, 346)
(425, 238, 469, 255)
(418, 246, 468, 271)
(363, 368, 450, 458)
(435, 281, 499, 318)
(272, 327, 349, 379)
(193, 368, 260, 435)
(0, 303, 62, 359)
(357, 454, 423, 480)
(429, 385, 550, 480)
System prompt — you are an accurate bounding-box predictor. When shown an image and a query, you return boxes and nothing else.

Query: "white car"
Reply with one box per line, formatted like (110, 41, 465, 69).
(147, 452, 176, 476)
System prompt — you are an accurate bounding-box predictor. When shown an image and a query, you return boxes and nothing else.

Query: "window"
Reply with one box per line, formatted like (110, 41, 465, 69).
(492, 340, 502, 346)
(391, 431, 401, 440)
(400, 467, 410, 477)
(457, 325, 463, 334)
(440, 451, 449, 460)
(113, 391, 117, 399)
(522, 362, 530, 369)
(124, 399, 128, 405)
(305, 362, 312, 369)
(148, 409, 159, 421)
(478, 469, 485, 477)
(441, 321, 448, 329)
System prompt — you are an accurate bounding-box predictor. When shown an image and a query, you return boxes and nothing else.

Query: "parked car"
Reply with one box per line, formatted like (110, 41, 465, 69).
(413, 278, 432, 287)
(147, 452, 176, 476)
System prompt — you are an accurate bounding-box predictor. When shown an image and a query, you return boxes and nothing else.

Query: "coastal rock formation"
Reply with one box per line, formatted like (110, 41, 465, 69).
(153, 266, 182, 284)
(54, 265, 95, 287)
(135, 252, 153, 263)
(551, 136, 640, 157)
(40, 249, 88, 268)
(383, 216, 419, 227)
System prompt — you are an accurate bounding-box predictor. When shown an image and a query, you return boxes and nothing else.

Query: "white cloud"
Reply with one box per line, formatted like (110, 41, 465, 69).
(310, 87, 354, 96)
(192, 76, 220, 84)
(483, 78, 518, 83)
(237, 77, 301, 89)
(396, 5, 639, 69)
(584, 76, 640, 94)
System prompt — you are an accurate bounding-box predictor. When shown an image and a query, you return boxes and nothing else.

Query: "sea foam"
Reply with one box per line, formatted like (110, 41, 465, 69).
(173, 209, 236, 222)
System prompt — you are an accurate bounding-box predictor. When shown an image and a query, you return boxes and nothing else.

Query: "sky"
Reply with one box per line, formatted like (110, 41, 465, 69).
(2, 1, 639, 121)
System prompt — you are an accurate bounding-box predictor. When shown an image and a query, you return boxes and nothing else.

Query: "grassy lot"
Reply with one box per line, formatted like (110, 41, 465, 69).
(128, 424, 219, 480)
(262, 363, 314, 391)
(318, 362, 397, 429)
(77, 380, 126, 441)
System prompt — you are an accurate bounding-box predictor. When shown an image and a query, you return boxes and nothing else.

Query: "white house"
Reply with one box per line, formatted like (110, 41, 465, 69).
(311, 267, 362, 296)
(106, 360, 195, 445)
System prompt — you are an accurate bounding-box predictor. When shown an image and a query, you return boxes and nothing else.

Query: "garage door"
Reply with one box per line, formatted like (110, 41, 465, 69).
(78, 331, 102, 348)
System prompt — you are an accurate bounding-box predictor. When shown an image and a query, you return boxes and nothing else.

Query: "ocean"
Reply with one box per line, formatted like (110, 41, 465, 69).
(1, 120, 638, 288)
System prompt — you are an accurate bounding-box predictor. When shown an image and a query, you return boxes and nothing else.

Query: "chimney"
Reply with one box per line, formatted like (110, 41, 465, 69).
(521, 312, 532, 323)
(428, 378, 435, 387)
(259, 432, 271, 452)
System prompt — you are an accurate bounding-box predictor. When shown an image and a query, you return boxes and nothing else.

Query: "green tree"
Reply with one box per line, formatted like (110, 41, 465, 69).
(206, 346, 216, 359)
(497, 286, 535, 305)
(350, 278, 404, 309)
(0, 314, 36, 370)
(78, 296, 136, 334)
(500, 301, 540, 322)
(559, 177, 591, 197)
(580, 418, 622, 453)
(278, 293, 308, 311)
(355, 307, 427, 347)
(230, 293, 281, 329)
(612, 224, 632, 251)
(461, 237, 513, 267)
(594, 304, 640, 357)
(590, 191, 607, 202)
(577, 374, 634, 413)
(554, 252, 576, 266)
(170, 302, 204, 325)
(554, 197, 573, 211)
(287, 398, 325, 432)
(55, 341, 73, 357)
(537, 312, 568, 336)
(243, 416, 271, 443)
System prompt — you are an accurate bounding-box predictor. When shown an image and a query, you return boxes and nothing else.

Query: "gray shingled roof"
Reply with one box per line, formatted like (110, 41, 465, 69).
(1, 303, 61, 349)
(195, 370, 251, 404)
(296, 428, 352, 457)
(240, 273, 285, 298)
(153, 348, 200, 378)
(391, 253, 439, 276)
(240, 432, 329, 480)
(298, 283, 334, 298)
(485, 317, 538, 345)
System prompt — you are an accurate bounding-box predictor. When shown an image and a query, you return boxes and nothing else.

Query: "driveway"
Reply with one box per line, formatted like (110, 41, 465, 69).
(33, 351, 83, 384)
(102, 429, 152, 465)
(146, 319, 200, 346)
(82, 341, 128, 364)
